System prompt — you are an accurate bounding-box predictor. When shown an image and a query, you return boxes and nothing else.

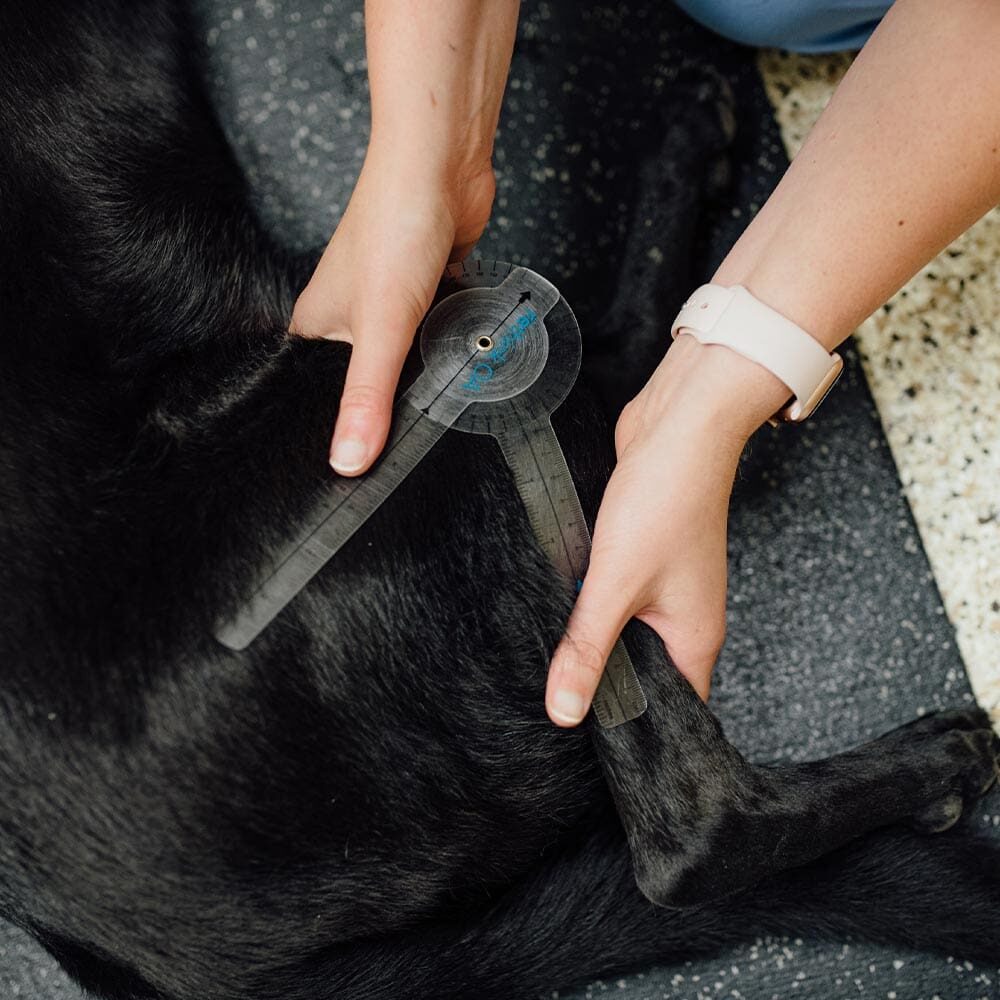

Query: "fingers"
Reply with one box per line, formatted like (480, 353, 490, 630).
(545, 568, 633, 727)
(543, 453, 729, 725)
(545, 572, 723, 727)
(329, 330, 412, 476)
(540, 342, 753, 727)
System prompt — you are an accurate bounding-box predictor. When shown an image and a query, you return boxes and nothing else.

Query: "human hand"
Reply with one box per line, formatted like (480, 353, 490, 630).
(290, 150, 495, 475)
(544, 334, 789, 725)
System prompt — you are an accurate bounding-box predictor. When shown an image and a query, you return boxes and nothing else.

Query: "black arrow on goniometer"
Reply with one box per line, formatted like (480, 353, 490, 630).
(420, 292, 533, 414)
(488, 291, 532, 338)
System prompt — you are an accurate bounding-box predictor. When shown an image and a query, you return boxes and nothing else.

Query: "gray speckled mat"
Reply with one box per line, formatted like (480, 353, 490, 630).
(3, 2, 997, 998)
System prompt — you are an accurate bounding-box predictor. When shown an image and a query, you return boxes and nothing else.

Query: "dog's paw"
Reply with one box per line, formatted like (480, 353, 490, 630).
(890, 708, 1000, 833)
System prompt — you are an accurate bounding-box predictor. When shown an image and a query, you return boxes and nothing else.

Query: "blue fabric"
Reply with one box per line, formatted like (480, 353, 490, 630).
(675, 0, 892, 52)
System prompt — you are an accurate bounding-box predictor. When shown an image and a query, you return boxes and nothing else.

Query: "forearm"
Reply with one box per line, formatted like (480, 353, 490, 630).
(365, 0, 519, 180)
(661, 0, 1000, 432)
(716, 0, 1000, 356)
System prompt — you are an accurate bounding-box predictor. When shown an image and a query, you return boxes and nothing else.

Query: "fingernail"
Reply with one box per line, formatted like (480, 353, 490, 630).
(330, 438, 367, 473)
(550, 688, 586, 725)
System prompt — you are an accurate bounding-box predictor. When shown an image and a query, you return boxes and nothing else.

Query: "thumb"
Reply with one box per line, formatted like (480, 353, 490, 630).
(545, 568, 634, 728)
(330, 330, 411, 476)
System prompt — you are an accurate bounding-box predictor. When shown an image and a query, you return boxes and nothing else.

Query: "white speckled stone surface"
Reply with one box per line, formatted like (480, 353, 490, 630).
(758, 49, 1000, 729)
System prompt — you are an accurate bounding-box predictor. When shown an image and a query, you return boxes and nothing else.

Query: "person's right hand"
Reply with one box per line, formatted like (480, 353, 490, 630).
(544, 334, 790, 724)
(291, 150, 496, 475)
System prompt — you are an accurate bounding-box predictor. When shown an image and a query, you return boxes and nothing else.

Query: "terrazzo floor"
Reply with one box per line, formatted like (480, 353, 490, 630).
(2, 4, 998, 1000)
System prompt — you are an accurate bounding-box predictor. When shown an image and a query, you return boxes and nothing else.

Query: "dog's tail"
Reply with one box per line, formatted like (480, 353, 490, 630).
(273, 818, 999, 1000)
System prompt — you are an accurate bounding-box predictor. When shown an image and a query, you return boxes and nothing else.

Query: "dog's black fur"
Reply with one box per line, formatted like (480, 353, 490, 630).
(2, 2, 999, 998)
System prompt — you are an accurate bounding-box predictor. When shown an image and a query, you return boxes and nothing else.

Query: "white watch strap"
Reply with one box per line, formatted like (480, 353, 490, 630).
(670, 284, 843, 422)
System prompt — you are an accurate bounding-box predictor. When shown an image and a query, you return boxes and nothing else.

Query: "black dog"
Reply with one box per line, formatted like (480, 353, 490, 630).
(1, 3, 998, 999)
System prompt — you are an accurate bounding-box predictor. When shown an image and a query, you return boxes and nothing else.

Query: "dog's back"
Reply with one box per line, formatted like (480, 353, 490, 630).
(0, 2, 627, 995)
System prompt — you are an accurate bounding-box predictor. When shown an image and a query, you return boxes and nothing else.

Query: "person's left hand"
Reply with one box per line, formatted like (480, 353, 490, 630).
(291, 150, 495, 475)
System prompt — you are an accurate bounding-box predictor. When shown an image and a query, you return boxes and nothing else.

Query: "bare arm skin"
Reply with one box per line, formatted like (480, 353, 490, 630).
(717, 0, 1000, 353)
(545, 0, 1000, 725)
(292, 0, 519, 474)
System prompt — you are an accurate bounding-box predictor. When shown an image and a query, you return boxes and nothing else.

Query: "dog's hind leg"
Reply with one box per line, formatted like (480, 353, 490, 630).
(256, 812, 1000, 1000)
(593, 622, 999, 909)
(757, 824, 1000, 962)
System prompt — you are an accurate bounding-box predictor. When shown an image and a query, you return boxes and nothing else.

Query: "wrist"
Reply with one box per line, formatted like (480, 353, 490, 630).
(655, 334, 791, 443)
(367, 119, 496, 186)
(712, 259, 854, 356)
(359, 144, 495, 251)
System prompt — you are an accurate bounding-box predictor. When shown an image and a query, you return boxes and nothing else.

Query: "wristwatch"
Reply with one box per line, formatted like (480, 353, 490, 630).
(669, 284, 843, 423)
